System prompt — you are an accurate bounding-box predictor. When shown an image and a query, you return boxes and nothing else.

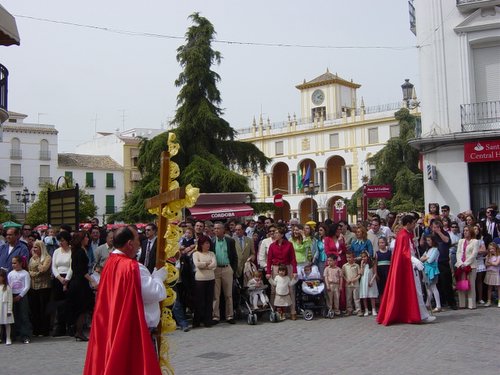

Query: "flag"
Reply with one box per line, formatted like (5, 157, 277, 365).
(303, 165, 311, 187)
(297, 166, 303, 190)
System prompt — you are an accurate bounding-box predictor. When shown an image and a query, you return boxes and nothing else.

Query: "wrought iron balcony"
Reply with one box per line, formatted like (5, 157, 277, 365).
(39, 150, 51, 160)
(457, 0, 500, 12)
(461, 101, 500, 132)
(105, 205, 117, 214)
(10, 148, 22, 159)
(9, 176, 23, 186)
(0, 64, 8, 119)
(39, 176, 53, 186)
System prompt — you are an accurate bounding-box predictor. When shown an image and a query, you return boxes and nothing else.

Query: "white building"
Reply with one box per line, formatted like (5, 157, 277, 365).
(57, 153, 124, 222)
(239, 70, 408, 223)
(0, 112, 58, 217)
(410, 0, 500, 215)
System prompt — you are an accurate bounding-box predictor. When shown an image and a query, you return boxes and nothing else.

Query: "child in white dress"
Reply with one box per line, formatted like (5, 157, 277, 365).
(484, 243, 500, 307)
(0, 269, 14, 345)
(268, 264, 297, 320)
(359, 251, 379, 317)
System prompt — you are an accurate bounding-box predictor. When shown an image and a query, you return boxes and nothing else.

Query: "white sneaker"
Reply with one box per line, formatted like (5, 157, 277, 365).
(372, 309, 377, 317)
(421, 316, 436, 324)
(363, 311, 369, 317)
(478, 300, 485, 305)
(5, 340, 11, 346)
(485, 301, 491, 307)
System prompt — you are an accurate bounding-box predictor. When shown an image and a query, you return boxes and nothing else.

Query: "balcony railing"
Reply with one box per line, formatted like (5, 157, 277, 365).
(105, 206, 117, 214)
(0, 64, 8, 112)
(9, 176, 23, 186)
(39, 150, 51, 160)
(9, 203, 24, 213)
(86, 179, 95, 188)
(10, 148, 22, 159)
(106, 180, 115, 188)
(461, 101, 500, 132)
(39, 177, 53, 186)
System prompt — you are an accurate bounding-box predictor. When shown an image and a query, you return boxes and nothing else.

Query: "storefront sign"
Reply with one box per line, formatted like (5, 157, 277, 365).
(364, 185, 392, 199)
(464, 140, 500, 163)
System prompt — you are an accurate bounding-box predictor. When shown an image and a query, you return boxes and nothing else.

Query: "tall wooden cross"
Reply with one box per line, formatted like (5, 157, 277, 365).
(144, 151, 185, 269)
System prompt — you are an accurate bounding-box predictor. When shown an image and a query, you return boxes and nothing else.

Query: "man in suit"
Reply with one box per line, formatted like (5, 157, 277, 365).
(211, 222, 237, 324)
(233, 224, 255, 285)
(139, 223, 157, 274)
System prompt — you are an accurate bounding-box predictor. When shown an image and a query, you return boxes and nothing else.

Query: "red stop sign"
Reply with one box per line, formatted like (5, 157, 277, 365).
(274, 194, 284, 207)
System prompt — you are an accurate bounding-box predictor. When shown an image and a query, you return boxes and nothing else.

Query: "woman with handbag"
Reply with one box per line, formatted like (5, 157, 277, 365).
(455, 226, 479, 309)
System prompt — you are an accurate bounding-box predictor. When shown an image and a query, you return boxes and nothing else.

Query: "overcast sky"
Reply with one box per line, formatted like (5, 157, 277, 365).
(2, 1, 418, 152)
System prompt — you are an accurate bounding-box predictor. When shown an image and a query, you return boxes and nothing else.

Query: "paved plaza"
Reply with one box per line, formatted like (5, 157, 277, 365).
(0, 307, 498, 375)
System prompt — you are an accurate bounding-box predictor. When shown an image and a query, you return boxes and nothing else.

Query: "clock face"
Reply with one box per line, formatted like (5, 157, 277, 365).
(312, 89, 325, 105)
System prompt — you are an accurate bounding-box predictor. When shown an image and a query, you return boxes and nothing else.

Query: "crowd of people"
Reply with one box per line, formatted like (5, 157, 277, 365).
(0, 202, 499, 344)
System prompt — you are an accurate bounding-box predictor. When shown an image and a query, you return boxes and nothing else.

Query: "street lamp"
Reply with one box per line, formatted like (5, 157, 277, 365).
(401, 79, 420, 109)
(303, 181, 320, 221)
(16, 187, 36, 223)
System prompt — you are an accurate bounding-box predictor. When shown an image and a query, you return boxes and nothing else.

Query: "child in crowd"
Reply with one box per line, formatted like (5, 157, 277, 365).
(484, 242, 500, 307)
(268, 264, 297, 320)
(323, 255, 342, 316)
(43, 228, 59, 256)
(299, 263, 324, 295)
(0, 269, 14, 345)
(342, 251, 361, 316)
(424, 203, 440, 229)
(247, 271, 269, 310)
(376, 237, 391, 297)
(8, 256, 32, 344)
(299, 263, 321, 280)
(421, 235, 441, 312)
(90, 264, 102, 289)
(359, 251, 378, 317)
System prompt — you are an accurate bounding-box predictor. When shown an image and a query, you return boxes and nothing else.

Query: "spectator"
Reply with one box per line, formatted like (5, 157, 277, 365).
(455, 226, 479, 309)
(51, 230, 72, 336)
(432, 220, 457, 310)
(94, 231, 114, 268)
(8, 255, 32, 343)
(0, 228, 29, 273)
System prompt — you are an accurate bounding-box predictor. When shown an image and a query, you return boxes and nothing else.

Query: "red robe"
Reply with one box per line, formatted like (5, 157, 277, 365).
(376, 229, 421, 326)
(84, 253, 161, 375)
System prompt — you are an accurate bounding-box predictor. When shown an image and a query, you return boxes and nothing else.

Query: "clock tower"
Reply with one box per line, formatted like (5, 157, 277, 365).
(296, 69, 361, 120)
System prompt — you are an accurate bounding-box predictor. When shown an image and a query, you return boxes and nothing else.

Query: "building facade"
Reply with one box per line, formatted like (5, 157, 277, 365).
(410, 0, 500, 215)
(239, 70, 408, 223)
(57, 153, 124, 223)
(0, 112, 59, 219)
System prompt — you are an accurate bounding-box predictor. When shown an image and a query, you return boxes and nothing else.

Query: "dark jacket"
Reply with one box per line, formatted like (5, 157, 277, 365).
(210, 236, 237, 275)
(139, 237, 157, 274)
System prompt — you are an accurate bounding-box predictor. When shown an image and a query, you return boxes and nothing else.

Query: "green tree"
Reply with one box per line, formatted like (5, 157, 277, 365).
(347, 108, 424, 215)
(25, 183, 98, 226)
(0, 179, 15, 222)
(118, 13, 270, 222)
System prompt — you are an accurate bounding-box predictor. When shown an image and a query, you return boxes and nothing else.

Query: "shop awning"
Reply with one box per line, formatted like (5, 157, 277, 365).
(0, 5, 20, 46)
(189, 204, 254, 220)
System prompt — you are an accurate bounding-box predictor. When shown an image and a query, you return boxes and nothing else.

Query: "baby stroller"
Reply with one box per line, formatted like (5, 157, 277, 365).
(296, 271, 330, 320)
(239, 261, 280, 325)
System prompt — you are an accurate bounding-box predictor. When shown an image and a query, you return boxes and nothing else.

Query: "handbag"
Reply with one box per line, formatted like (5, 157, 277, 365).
(456, 278, 470, 291)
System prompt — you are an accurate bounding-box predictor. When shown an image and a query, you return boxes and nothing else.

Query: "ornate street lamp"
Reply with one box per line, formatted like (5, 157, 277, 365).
(16, 187, 36, 223)
(303, 181, 320, 221)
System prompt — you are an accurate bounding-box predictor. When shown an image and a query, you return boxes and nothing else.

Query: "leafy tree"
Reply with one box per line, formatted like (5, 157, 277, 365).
(0, 179, 15, 222)
(118, 13, 270, 222)
(347, 108, 424, 215)
(25, 183, 97, 226)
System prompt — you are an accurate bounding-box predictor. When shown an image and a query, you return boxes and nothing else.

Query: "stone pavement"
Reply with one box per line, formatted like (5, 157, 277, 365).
(1, 307, 498, 375)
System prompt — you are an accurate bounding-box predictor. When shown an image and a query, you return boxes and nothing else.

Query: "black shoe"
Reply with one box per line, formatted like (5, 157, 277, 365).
(211, 319, 219, 325)
(182, 326, 191, 332)
(75, 334, 89, 342)
(227, 319, 236, 324)
(450, 305, 458, 310)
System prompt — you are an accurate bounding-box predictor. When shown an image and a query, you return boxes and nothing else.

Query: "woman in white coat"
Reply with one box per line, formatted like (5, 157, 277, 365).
(455, 226, 479, 309)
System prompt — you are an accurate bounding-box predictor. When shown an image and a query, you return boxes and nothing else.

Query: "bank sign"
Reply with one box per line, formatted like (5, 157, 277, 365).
(464, 140, 500, 163)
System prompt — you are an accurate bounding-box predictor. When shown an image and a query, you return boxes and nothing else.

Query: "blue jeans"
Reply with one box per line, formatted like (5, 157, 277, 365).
(172, 297, 189, 329)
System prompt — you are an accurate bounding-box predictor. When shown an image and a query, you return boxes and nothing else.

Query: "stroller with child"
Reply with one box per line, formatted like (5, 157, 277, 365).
(239, 261, 280, 324)
(296, 264, 332, 320)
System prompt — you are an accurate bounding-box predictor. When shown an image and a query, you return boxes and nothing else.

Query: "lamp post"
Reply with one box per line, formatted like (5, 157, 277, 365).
(303, 181, 320, 221)
(401, 78, 422, 137)
(16, 187, 36, 223)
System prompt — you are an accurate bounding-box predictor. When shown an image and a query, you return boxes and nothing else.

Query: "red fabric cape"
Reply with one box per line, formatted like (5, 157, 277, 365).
(376, 229, 421, 326)
(83, 253, 161, 375)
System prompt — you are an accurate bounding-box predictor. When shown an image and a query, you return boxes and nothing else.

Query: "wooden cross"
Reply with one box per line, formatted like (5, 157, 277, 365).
(144, 151, 185, 269)
(144, 151, 185, 357)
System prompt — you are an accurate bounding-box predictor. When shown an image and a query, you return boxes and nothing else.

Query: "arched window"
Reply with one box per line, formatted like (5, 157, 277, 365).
(10, 137, 21, 159)
(40, 139, 50, 160)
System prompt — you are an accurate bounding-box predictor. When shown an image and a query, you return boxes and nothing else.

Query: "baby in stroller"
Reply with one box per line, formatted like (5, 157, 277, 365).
(299, 263, 324, 295)
(247, 270, 269, 310)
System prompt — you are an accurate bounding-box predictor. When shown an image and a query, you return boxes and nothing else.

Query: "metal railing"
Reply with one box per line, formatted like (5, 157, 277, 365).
(105, 205, 117, 214)
(106, 180, 115, 188)
(9, 176, 23, 186)
(39, 150, 51, 160)
(10, 149, 22, 159)
(460, 101, 500, 132)
(0, 64, 8, 111)
(9, 203, 24, 213)
(39, 177, 53, 186)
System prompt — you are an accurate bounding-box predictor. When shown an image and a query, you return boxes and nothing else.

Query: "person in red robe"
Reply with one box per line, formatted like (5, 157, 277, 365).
(377, 214, 436, 325)
(84, 226, 166, 375)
